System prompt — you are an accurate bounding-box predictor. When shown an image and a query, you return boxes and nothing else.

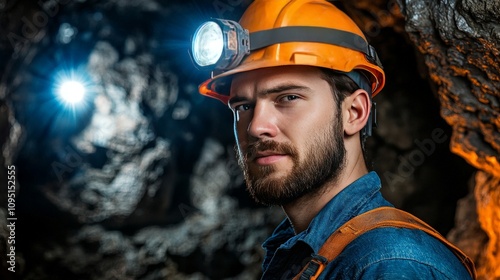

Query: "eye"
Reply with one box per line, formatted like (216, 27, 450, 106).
(277, 94, 299, 103)
(234, 103, 252, 112)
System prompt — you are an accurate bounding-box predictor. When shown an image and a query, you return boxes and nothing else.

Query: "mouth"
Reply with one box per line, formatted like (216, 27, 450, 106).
(252, 151, 288, 165)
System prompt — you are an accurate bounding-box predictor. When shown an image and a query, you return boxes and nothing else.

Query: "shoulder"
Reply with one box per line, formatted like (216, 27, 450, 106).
(320, 227, 471, 280)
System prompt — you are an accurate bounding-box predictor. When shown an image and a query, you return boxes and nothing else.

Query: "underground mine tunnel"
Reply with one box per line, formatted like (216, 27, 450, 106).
(0, 0, 499, 279)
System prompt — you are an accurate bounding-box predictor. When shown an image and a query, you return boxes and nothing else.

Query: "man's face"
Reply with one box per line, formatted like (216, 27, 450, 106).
(229, 66, 346, 206)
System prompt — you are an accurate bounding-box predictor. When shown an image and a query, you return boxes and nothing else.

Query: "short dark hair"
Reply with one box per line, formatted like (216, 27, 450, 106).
(319, 68, 360, 106)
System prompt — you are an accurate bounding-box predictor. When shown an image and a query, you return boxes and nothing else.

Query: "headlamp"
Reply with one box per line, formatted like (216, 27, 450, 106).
(191, 19, 250, 71)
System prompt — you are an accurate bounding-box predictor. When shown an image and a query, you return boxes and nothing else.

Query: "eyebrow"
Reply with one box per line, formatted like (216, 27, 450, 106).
(229, 84, 310, 106)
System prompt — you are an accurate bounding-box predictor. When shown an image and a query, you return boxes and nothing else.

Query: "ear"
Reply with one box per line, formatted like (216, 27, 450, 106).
(343, 89, 371, 136)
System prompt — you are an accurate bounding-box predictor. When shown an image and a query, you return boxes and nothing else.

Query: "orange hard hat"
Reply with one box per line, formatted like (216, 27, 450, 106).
(198, 0, 385, 104)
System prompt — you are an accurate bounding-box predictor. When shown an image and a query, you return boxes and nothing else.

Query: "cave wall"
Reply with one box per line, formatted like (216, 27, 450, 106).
(399, 0, 500, 277)
(0, 0, 496, 279)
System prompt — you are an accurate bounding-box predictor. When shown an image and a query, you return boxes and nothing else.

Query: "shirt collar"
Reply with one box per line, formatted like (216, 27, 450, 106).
(262, 171, 384, 254)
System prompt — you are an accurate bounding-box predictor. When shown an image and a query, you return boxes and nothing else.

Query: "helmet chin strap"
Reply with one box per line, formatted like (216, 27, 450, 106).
(362, 101, 376, 139)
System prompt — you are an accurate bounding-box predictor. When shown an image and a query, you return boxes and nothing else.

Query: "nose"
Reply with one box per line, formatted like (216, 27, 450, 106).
(247, 102, 279, 139)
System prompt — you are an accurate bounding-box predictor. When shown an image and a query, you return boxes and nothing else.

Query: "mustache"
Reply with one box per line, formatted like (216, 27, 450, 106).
(245, 140, 297, 160)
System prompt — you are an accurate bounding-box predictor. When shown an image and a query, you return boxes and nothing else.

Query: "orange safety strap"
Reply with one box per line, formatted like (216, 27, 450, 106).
(293, 207, 476, 280)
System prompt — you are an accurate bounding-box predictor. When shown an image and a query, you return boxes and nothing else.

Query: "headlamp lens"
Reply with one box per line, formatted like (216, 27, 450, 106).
(192, 21, 224, 67)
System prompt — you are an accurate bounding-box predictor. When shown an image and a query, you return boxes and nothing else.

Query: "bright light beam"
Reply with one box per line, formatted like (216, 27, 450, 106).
(192, 21, 224, 66)
(58, 80, 86, 104)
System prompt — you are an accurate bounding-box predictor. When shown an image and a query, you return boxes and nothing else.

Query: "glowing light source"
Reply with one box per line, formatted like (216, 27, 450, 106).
(191, 19, 250, 70)
(58, 80, 86, 104)
(192, 21, 224, 67)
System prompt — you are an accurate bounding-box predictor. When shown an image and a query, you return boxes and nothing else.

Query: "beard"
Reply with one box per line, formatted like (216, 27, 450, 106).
(236, 113, 346, 206)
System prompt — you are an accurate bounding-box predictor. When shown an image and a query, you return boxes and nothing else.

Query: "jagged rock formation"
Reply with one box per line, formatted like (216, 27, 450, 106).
(0, 0, 497, 279)
(399, 0, 500, 278)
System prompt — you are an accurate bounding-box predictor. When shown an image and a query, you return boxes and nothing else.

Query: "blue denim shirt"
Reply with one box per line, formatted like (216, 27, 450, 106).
(261, 172, 471, 279)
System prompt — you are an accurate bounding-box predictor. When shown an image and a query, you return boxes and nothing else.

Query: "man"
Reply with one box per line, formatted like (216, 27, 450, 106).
(191, 0, 475, 279)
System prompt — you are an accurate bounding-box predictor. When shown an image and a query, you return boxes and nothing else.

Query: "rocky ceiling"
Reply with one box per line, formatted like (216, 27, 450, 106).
(0, 0, 498, 279)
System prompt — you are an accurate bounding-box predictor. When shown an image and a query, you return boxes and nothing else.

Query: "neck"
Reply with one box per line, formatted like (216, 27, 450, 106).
(282, 146, 368, 234)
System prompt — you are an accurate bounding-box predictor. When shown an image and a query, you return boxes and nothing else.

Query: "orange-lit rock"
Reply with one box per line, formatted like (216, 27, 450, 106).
(397, 0, 500, 278)
(474, 172, 500, 279)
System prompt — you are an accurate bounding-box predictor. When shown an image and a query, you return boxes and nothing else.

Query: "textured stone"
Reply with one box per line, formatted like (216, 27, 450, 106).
(401, 0, 500, 176)
(474, 172, 500, 278)
(399, 0, 500, 278)
(447, 177, 488, 266)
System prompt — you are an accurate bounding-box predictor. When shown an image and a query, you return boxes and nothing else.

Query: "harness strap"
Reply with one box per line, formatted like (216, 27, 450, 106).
(293, 207, 476, 280)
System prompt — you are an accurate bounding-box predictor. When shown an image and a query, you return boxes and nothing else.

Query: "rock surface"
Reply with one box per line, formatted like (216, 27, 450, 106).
(398, 0, 500, 278)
